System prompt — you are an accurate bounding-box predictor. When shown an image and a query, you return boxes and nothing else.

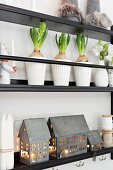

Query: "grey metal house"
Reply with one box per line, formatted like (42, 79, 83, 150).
(48, 115, 89, 159)
(19, 118, 50, 165)
(87, 130, 103, 151)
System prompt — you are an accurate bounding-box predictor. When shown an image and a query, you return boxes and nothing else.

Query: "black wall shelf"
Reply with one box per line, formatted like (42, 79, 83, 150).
(1, 55, 113, 69)
(0, 4, 113, 42)
(13, 148, 113, 170)
(0, 3, 113, 170)
(1, 84, 113, 92)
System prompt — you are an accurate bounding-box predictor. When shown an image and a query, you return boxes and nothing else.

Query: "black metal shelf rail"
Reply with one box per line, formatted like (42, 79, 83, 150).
(13, 148, 113, 170)
(1, 83, 113, 92)
(0, 4, 113, 42)
(1, 55, 113, 69)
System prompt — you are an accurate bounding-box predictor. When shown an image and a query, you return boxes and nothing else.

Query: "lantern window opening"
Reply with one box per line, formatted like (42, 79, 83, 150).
(21, 150, 29, 160)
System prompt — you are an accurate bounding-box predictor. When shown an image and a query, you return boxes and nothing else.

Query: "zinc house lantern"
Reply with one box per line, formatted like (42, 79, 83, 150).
(48, 115, 89, 159)
(87, 130, 103, 151)
(19, 118, 50, 165)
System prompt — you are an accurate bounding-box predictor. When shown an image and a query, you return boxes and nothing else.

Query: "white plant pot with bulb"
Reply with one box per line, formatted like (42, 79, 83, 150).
(74, 33, 91, 86)
(52, 58, 71, 86)
(51, 33, 71, 86)
(26, 22, 48, 85)
(94, 60, 108, 87)
(26, 54, 46, 85)
(74, 62, 92, 86)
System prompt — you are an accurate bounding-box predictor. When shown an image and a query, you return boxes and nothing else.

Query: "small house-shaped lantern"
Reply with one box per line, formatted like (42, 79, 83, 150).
(87, 130, 103, 151)
(48, 115, 89, 159)
(19, 118, 50, 165)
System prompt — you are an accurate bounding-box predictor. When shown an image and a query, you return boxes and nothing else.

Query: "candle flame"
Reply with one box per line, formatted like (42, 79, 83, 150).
(64, 149, 69, 154)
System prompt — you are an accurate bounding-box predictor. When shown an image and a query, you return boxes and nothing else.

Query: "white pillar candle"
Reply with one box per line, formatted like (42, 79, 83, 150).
(0, 115, 7, 170)
(11, 37, 16, 68)
(11, 37, 15, 56)
(101, 115, 113, 130)
(32, 0, 36, 11)
(6, 114, 14, 170)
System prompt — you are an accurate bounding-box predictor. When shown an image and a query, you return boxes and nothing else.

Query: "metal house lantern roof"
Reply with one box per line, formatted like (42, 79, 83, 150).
(20, 118, 50, 142)
(48, 115, 89, 137)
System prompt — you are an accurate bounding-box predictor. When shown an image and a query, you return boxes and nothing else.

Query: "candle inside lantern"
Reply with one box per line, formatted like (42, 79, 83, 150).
(31, 152, 37, 163)
(64, 149, 69, 155)
(61, 149, 69, 158)
(16, 137, 20, 152)
(49, 146, 56, 155)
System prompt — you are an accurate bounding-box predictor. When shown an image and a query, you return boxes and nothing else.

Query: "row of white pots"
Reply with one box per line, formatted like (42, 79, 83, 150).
(26, 59, 110, 87)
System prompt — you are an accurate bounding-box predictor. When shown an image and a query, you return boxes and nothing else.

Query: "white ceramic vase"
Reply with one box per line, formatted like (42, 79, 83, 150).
(94, 60, 108, 87)
(51, 59, 71, 86)
(108, 60, 113, 87)
(26, 56, 46, 85)
(74, 62, 92, 86)
(108, 69, 113, 87)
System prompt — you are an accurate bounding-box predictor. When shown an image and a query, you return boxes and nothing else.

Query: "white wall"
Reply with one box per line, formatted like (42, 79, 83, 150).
(0, 0, 113, 170)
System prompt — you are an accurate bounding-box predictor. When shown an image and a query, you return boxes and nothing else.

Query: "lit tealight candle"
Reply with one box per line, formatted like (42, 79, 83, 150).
(31, 153, 34, 159)
(61, 149, 69, 158)
(87, 145, 90, 148)
(64, 149, 69, 155)
(49, 146, 56, 154)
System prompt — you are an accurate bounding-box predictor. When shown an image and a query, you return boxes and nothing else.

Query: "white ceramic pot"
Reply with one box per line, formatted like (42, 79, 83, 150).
(51, 59, 71, 86)
(74, 62, 92, 86)
(94, 60, 108, 87)
(26, 56, 46, 85)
